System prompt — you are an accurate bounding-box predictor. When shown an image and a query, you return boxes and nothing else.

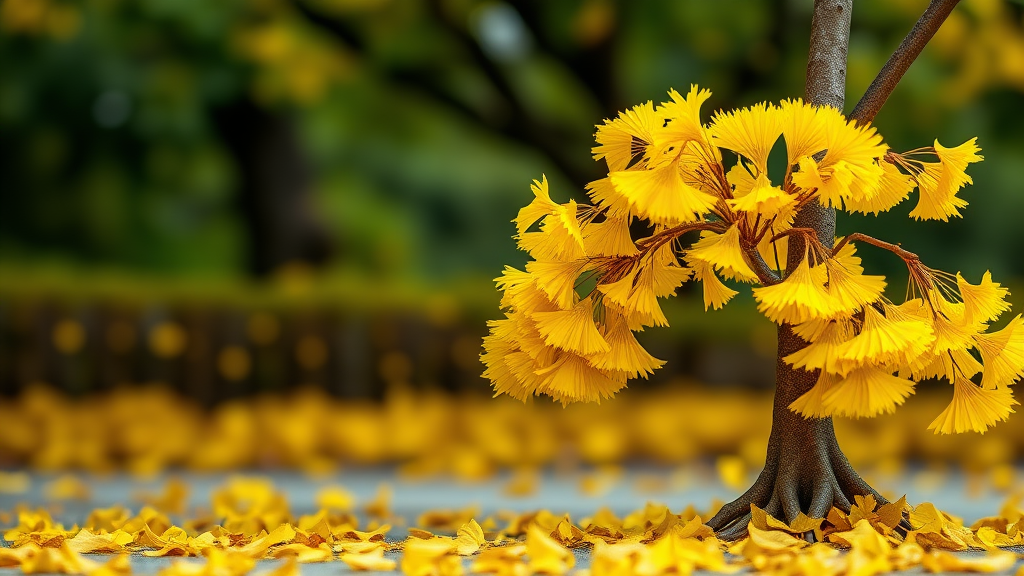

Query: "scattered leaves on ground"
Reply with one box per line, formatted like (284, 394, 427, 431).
(2, 476, 1024, 575)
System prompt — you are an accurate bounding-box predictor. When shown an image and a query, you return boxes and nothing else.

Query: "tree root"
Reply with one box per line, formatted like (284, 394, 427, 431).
(713, 318, 918, 542)
(708, 436, 911, 541)
(713, 320, 917, 543)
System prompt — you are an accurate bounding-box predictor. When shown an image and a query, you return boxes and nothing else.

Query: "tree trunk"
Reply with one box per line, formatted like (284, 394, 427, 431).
(708, 0, 904, 540)
(213, 99, 333, 277)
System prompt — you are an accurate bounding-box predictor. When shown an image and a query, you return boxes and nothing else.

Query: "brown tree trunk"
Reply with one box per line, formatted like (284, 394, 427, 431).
(213, 99, 333, 277)
(708, 0, 901, 540)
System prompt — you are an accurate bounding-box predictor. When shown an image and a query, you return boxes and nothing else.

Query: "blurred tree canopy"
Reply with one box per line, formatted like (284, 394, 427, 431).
(1, 0, 1023, 288)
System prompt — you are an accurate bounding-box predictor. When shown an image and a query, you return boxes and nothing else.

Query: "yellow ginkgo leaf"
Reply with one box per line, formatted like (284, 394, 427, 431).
(824, 258, 886, 315)
(525, 259, 589, 311)
(835, 306, 933, 365)
(454, 519, 485, 556)
(709, 102, 783, 172)
(515, 176, 559, 234)
(958, 271, 1011, 324)
(822, 365, 916, 418)
(975, 314, 1024, 389)
(753, 254, 834, 324)
(780, 98, 827, 165)
(341, 548, 396, 572)
(784, 320, 856, 376)
(597, 266, 670, 328)
(593, 101, 659, 172)
(401, 538, 461, 576)
(928, 376, 1017, 434)
(587, 312, 665, 378)
(532, 297, 609, 356)
(727, 175, 796, 219)
(845, 160, 913, 215)
(686, 225, 757, 283)
(789, 372, 841, 419)
(690, 260, 738, 311)
(583, 217, 638, 257)
(535, 352, 627, 405)
(526, 523, 575, 575)
(610, 160, 718, 226)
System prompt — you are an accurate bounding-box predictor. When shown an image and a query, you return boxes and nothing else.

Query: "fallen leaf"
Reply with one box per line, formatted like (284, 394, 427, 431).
(341, 548, 397, 571)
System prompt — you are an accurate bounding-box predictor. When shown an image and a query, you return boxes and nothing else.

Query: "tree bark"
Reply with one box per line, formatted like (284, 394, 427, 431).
(775, 0, 849, 509)
(709, 0, 904, 540)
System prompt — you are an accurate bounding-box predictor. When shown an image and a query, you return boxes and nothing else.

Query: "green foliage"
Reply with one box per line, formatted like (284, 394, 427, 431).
(1, 0, 1022, 288)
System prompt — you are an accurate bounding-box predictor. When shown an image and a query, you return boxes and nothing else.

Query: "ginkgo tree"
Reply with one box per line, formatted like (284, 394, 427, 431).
(481, 0, 1024, 539)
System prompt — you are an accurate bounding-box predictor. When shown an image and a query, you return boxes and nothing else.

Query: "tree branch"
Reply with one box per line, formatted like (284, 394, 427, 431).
(834, 233, 936, 292)
(291, 0, 600, 188)
(849, 0, 962, 124)
(742, 243, 782, 286)
(833, 232, 919, 262)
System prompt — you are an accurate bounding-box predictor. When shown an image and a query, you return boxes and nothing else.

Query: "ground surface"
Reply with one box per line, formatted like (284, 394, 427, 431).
(0, 465, 1020, 574)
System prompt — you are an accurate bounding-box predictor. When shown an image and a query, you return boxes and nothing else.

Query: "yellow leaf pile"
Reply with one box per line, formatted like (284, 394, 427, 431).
(0, 480, 397, 573)
(4, 385, 1024, 474)
(4, 476, 1024, 575)
(0, 544, 130, 576)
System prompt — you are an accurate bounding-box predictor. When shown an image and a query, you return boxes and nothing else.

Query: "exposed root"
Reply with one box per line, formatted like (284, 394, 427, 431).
(714, 323, 916, 541)
(707, 425, 902, 542)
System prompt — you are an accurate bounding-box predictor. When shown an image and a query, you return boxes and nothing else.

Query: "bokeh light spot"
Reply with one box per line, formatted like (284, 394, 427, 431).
(218, 346, 252, 382)
(247, 313, 280, 346)
(470, 2, 531, 62)
(149, 322, 188, 359)
(52, 320, 85, 355)
(295, 335, 328, 370)
(92, 90, 132, 129)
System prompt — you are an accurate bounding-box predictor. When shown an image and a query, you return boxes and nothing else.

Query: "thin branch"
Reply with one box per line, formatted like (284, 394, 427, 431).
(291, 0, 599, 188)
(772, 227, 819, 243)
(635, 221, 725, 249)
(849, 0, 962, 123)
(833, 232, 919, 262)
(742, 243, 782, 286)
(772, 227, 829, 263)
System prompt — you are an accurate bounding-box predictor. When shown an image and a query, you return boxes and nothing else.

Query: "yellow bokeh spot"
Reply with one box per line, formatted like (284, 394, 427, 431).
(0, 0, 47, 33)
(45, 4, 79, 40)
(149, 322, 188, 359)
(930, 9, 968, 59)
(991, 463, 1015, 492)
(217, 346, 252, 382)
(572, 0, 614, 47)
(52, 320, 85, 355)
(247, 313, 280, 346)
(0, 471, 30, 494)
(0, 0, 78, 40)
(425, 295, 459, 327)
(578, 421, 627, 464)
(295, 336, 327, 370)
(272, 262, 315, 296)
(716, 455, 748, 491)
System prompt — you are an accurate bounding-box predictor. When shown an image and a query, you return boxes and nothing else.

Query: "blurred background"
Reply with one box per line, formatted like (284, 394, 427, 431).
(1, 0, 1024, 479)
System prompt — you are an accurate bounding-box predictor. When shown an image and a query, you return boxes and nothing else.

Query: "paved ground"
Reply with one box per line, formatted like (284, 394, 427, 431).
(1, 465, 1020, 574)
